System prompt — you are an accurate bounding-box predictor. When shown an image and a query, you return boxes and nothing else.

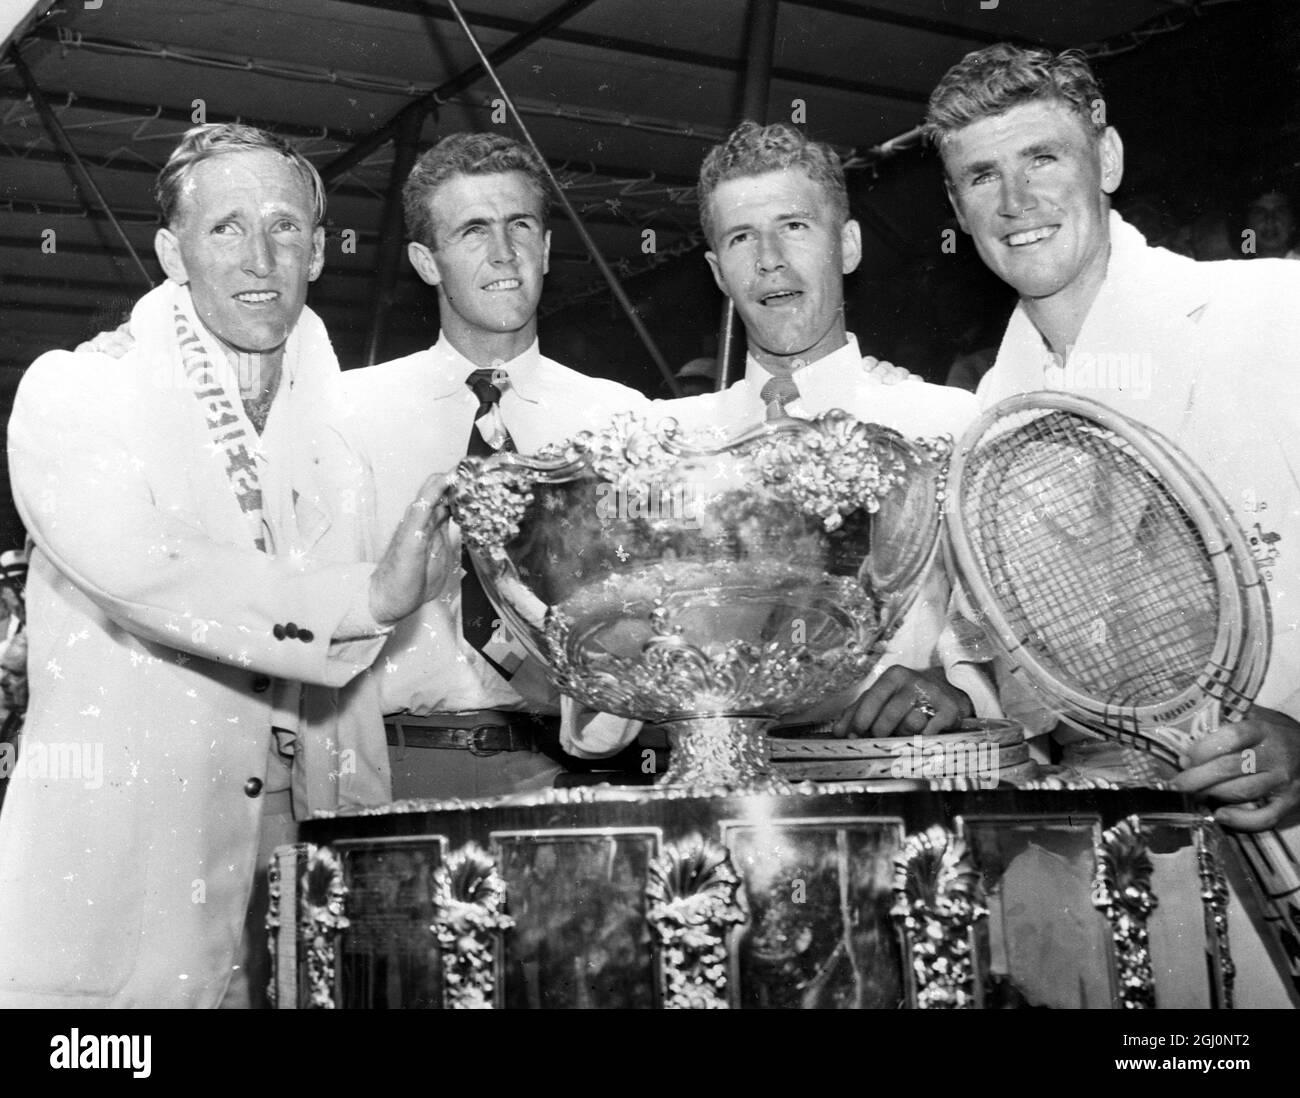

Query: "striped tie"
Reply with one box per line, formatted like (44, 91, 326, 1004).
(462, 369, 516, 678)
(760, 373, 801, 420)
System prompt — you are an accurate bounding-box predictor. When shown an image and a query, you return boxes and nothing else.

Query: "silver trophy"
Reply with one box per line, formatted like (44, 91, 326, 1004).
(452, 411, 950, 793)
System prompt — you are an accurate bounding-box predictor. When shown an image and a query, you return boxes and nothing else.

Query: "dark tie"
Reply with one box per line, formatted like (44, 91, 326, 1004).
(461, 369, 516, 677)
(760, 373, 801, 420)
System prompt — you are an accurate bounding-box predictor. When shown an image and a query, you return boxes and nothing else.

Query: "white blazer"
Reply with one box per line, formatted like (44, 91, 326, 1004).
(0, 288, 390, 1007)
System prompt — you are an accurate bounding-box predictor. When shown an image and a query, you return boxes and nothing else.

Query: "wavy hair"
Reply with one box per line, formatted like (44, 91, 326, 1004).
(403, 132, 551, 248)
(155, 123, 325, 227)
(925, 44, 1106, 159)
(697, 121, 849, 244)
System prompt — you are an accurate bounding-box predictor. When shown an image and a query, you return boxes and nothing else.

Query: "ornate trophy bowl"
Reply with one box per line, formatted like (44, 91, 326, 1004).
(451, 411, 950, 793)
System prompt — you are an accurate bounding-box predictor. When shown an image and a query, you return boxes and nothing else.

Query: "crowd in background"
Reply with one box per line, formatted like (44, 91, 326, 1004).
(0, 548, 28, 753)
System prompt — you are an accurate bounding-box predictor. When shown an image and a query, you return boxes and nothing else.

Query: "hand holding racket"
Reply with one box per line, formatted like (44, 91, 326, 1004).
(1175, 706, 1300, 830)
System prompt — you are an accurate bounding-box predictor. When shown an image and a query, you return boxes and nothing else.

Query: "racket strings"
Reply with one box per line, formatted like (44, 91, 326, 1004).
(966, 413, 1223, 709)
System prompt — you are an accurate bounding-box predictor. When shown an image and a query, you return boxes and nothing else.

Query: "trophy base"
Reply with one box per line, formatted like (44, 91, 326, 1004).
(656, 715, 792, 795)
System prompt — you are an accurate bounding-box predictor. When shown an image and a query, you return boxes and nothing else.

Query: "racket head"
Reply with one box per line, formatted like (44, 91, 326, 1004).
(945, 391, 1265, 741)
(1136, 419, 1273, 710)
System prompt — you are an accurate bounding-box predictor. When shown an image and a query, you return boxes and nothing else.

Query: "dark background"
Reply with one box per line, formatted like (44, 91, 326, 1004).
(2, 0, 1298, 550)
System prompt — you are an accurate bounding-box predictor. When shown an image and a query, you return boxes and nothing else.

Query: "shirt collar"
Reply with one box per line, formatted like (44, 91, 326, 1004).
(426, 334, 544, 405)
(741, 333, 862, 390)
(1003, 211, 1213, 357)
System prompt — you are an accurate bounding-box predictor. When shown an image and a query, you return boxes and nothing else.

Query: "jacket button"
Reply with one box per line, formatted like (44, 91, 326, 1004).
(285, 622, 299, 639)
(298, 629, 314, 643)
(243, 777, 263, 798)
(273, 624, 286, 640)
(250, 674, 271, 693)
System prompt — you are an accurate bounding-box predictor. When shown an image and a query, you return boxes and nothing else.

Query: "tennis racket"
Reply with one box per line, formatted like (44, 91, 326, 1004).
(945, 391, 1300, 999)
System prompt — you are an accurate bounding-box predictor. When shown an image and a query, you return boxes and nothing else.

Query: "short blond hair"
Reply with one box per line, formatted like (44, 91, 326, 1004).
(925, 44, 1106, 160)
(155, 123, 325, 227)
(697, 121, 848, 245)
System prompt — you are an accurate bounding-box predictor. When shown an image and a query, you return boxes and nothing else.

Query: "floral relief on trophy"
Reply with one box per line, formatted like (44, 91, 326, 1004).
(750, 410, 947, 529)
(1195, 821, 1235, 1010)
(891, 824, 987, 1009)
(451, 457, 535, 559)
(542, 581, 874, 725)
(430, 841, 515, 1010)
(645, 834, 749, 1008)
(300, 843, 349, 1009)
(265, 844, 285, 1009)
(1091, 814, 1158, 1009)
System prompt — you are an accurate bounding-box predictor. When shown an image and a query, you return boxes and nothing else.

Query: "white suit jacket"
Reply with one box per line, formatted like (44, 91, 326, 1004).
(0, 286, 389, 1007)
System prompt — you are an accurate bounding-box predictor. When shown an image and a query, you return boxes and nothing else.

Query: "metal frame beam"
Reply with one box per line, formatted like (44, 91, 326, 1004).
(320, 0, 600, 182)
(20, 26, 737, 149)
(0, 85, 368, 145)
(0, 141, 698, 231)
(781, 0, 1050, 48)
(8, 43, 153, 290)
(0, 87, 700, 182)
(337, 1, 928, 105)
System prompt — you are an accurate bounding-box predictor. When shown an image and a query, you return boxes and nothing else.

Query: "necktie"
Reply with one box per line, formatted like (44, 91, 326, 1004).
(461, 369, 516, 677)
(760, 373, 801, 420)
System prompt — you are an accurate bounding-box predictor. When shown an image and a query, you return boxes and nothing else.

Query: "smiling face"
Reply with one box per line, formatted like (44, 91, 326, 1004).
(154, 148, 324, 363)
(942, 99, 1122, 314)
(704, 169, 861, 370)
(407, 171, 550, 364)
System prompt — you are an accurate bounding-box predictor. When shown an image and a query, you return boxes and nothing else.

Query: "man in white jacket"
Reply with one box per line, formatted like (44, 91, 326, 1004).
(0, 124, 450, 1007)
(927, 42, 1300, 1006)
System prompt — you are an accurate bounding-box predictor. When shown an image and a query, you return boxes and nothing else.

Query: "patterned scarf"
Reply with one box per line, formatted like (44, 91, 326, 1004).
(173, 305, 266, 552)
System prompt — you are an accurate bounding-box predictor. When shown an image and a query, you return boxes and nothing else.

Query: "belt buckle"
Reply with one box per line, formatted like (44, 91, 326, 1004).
(468, 724, 504, 757)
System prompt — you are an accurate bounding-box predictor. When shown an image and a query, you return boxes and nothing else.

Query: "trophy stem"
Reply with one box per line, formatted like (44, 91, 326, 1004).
(656, 715, 792, 793)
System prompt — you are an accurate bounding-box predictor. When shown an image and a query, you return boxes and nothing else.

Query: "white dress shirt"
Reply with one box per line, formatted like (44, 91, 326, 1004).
(339, 336, 651, 742)
(661, 334, 978, 441)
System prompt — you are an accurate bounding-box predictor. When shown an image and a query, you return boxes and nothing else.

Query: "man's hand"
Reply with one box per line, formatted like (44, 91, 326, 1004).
(76, 322, 134, 358)
(1171, 706, 1300, 831)
(368, 473, 454, 626)
(832, 665, 973, 738)
(860, 356, 916, 385)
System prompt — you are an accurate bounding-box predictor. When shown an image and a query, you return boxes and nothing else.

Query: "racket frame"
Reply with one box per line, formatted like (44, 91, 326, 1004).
(944, 391, 1261, 740)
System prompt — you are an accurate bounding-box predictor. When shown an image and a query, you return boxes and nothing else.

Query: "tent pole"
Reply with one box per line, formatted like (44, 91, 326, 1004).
(321, 0, 599, 185)
(10, 43, 153, 291)
(364, 108, 424, 366)
(443, 0, 679, 396)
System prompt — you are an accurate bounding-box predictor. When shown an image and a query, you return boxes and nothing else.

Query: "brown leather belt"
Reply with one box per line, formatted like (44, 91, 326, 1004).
(385, 714, 551, 756)
(766, 721, 838, 739)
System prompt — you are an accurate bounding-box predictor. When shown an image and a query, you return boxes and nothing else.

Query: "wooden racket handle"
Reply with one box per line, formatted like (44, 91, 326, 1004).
(1228, 829, 1300, 994)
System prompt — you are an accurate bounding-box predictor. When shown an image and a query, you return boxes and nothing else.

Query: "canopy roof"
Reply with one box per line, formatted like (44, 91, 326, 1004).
(5, 0, 1258, 383)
